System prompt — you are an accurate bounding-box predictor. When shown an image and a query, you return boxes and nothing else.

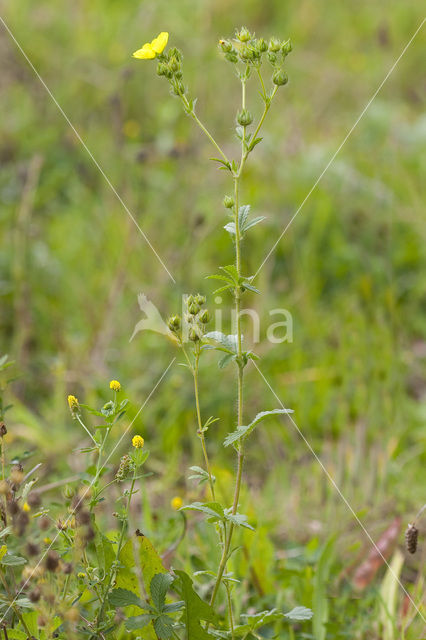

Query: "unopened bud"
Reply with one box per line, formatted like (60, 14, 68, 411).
(273, 69, 288, 86)
(236, 27, 252, 42)
(199, 309, 210, 324)
(237, 109, 253, 127)
(282, 39, 293, 55)
(268, 37, 281, 52)
(167, 315, 181, 332)
(219, 39, 232, 53)
(223, 195, 234, 209)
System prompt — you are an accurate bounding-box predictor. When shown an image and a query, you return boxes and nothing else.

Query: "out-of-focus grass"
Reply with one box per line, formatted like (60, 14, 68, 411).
(1, 0, 425, 636)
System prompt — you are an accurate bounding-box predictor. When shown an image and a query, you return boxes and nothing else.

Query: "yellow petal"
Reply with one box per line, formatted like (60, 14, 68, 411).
(150, 31, 169, 54)
(132, 43, 156, 60)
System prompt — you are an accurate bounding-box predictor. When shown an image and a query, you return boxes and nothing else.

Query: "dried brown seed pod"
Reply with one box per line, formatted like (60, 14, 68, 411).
(0, 422, 7, 437)
(27, 492, 41, 508)
(45, 550, 60, 572)
(26, 542, 40, 557)
(405, 523, 418, 554)
(29, 587, 41, 603)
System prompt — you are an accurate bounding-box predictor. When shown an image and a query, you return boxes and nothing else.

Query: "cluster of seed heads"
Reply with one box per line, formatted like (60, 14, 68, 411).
(115, 454, 135, 482)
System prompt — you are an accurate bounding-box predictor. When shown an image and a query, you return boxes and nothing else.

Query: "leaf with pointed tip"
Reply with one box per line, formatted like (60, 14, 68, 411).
(174, 570, 217, 639)
(125, 614, 155, 630)
(150, 573, 174, 612)
(109, 587, 144, 609)
(284, 606, 313, 621)
(243, 216, 266, 232)
(224, 409, 293, 447)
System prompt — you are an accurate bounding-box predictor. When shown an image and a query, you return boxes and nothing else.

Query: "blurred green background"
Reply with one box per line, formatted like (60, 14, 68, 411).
(1, 0, 425, 635)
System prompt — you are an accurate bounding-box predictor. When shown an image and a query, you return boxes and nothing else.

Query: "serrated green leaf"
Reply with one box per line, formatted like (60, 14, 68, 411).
(284, 606, 313, 621)
(153, 613, 174, 639)
(109, 587, 144, 609)
(243, 215, 266, 232)
(181, 501, 225, 522)
(125, 614, 155, 630)
(224, 510, 254, 530)
(1, 554, 27, 566)
(150, 573, 174, 612)
(174, 570, 217, 640)
(224, 409, 293, 447)
(219, 353, 236, 369)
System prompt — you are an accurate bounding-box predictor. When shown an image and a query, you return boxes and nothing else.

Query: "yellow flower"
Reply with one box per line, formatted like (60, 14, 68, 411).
(132, 435, 145, 449)
(171, 496, 183, 511)
(109, 380, 121, 392)
(67, 395, 80, 415)
(43, 537, 52, 545)
(133, 32, 169, 60)
(77, 572, 86, 579)
(23, 502, 31, 513)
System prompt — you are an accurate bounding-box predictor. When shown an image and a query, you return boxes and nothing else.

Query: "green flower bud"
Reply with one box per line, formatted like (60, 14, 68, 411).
(157, 63, 169, 77)
(223, 195, 234, 209)
(268, 37, 281, 52)
(255, 38, 268, 53)
(199, 309, 210, 324)
(219, 39, 233, 53)
(282, 39, 293, 55)
(225, 52, 238, 64)
(239, 44, 255, 62)
(169, 56, 180, 72)
(63, 485, 74, 500)
(168, 47, 182, 62)
(237, 109, 253, 127)
(189, 328, 200, 342)
(195, 294, 206, 306)
(272, 69, 288, 86)
(167, 315, 181, 332)
(236, 27, 252, 42)
(267, 52, 278, 65)
(188, 302, 200, 315)
(172, 81, 185, 96)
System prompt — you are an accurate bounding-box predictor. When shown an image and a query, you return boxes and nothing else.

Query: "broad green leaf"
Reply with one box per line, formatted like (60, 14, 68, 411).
(150, 573, 174, 612)
(116, 538, 139, 596)
(153, 614, 174, 639)
(224, 510, 254, 531)
(109, 587, 144, 609)
(5, 631, 27, 640)
(224, 409, 293, 447)
(22, 611, 38, 636)
(204, 332, 239, 354)
(219, 353, 236, 369)
(284, 606, 313, 621)
(126, 614, 155, 631)
(181, 501, 225, 522)
(138, 534, 167, 594)
(1, 554, 27, 566)
(174, 570, 217, 640)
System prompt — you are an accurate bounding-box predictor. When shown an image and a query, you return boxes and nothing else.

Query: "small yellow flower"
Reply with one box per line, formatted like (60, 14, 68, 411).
(132, 435, 145, 449)
(67, 395, 80, 415)
(109, 380, 121, 392)
(23, 502, 31, 513)
(171, 496, 183, 511)
(43, 537, 52, 545)
(77, 572, 86, 579)
(133, 32, 169, 60)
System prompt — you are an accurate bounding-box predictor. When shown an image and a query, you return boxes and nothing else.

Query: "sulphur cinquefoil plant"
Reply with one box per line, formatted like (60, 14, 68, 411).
(133, 26, 312, 636)
(0, 28, 312, 640)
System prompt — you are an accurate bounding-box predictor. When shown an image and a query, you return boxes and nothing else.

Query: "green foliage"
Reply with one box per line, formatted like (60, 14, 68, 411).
(174, 570, 217, 640)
